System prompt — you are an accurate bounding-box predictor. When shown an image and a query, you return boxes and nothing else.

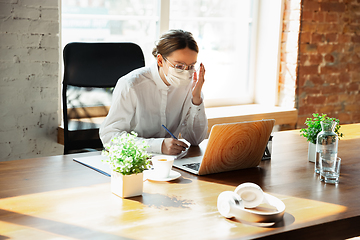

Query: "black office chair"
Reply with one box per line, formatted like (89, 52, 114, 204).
(62, 42, 145, 154)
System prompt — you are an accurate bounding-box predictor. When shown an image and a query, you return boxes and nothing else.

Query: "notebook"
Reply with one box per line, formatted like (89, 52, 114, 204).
(73, 153, 111, 176)
(172, 119, 275, 175)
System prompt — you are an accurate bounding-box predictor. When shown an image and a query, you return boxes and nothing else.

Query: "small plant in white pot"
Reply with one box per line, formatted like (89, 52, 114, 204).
(102, 132, 151, 198)
(300, 113, 343, 162)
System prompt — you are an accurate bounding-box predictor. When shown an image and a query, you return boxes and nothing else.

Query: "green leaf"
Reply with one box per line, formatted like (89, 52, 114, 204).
(102, 132, 151, 175)
(300, 113, 344, 144)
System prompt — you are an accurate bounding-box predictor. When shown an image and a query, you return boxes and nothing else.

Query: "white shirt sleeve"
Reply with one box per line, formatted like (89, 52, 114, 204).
(99, 83, 165, 154)
(99, 68, 166, 154)
(179, 93, 208, 145)
(99, 79, 135, 144)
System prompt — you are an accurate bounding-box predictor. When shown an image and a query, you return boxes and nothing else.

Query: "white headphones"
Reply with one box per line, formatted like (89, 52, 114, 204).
(217, 183, 285, 223)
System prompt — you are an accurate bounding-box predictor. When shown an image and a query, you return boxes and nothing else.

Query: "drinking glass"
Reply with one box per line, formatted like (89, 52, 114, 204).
(320, 157, 341, 184)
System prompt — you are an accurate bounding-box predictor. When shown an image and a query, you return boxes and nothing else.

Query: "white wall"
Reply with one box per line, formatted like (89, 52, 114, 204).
(0, 0, 63, 161)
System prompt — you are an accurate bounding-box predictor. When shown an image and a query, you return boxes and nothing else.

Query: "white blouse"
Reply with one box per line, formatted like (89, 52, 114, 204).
(99, 62, 208, 153)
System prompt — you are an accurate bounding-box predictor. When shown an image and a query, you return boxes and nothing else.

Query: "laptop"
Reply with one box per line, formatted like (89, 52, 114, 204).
(172, 119, 275, 175)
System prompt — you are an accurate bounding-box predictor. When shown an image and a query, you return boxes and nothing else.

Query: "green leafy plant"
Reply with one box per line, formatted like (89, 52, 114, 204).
(102, 131, 151, 175)
(300, 113, 344, 144)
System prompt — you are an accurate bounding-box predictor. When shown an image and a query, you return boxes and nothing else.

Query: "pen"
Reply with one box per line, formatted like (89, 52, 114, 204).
(161, 124, 178, 140)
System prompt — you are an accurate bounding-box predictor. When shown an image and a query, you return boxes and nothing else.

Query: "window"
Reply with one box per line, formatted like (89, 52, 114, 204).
(61, 0, 281, 108)
(167, 0, 256, 107)
(62, 0, 159, 65)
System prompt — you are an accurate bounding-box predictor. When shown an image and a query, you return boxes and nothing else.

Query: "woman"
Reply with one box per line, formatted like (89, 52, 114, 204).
(99, 29, 207, 155)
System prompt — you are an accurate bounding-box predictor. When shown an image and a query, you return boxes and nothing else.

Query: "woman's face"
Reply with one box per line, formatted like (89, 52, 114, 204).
(158, 47, 198, 85)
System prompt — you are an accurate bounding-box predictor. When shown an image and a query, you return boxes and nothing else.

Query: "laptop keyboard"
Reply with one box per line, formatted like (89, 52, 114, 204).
(183, 163, 200, 171)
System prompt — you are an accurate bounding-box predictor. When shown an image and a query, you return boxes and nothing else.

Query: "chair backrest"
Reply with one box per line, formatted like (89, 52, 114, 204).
(62, 42, 145, 154)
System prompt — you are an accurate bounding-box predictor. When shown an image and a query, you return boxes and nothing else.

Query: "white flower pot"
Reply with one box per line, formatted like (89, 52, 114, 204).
(308, 142, 316, 163)
(111, 171, 143, 198)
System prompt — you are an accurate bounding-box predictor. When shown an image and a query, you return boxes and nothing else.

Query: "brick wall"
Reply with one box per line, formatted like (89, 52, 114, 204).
(296, 0, 360, 127)
(0, 0, 63, 161)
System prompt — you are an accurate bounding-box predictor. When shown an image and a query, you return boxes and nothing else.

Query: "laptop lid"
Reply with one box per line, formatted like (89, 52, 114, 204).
(173, 119, 275, 175)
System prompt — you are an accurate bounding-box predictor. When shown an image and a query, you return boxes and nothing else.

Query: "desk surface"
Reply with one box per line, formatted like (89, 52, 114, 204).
(1, 124, 360, 240)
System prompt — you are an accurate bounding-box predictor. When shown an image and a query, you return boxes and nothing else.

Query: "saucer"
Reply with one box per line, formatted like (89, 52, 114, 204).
(145, 170, 181, 182)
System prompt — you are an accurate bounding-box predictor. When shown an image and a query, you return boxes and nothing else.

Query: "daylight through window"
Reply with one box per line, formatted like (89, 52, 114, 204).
(61, 0, 257, 107)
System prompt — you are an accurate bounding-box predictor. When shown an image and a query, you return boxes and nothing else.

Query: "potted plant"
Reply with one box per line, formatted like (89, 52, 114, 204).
(102, 131, 151, 198)
(300, 113, 343, 162)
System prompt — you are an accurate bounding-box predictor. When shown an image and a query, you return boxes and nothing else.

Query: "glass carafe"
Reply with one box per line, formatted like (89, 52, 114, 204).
(316, 121, 338, 176)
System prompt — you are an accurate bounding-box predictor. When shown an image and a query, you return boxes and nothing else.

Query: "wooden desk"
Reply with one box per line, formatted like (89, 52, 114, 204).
(1, 124, 360, 239)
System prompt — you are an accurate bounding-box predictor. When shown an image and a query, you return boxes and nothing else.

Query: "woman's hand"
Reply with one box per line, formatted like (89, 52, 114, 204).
(162, 138, 189, 155)
(192, 63, 205, 105)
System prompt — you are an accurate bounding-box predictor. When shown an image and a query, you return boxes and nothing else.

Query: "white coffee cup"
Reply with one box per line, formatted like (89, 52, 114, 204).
(151, 156, 175, 179)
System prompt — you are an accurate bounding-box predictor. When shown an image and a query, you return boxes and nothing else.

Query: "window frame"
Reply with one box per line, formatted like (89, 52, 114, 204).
(60, 0, 285, 108)
(252, 0, 285, 107)
(158, 0, 284, 107)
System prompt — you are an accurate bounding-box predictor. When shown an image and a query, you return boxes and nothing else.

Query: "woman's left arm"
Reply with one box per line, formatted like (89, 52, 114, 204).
(179, 63, 208, 145)
(191, 63, 205, 105)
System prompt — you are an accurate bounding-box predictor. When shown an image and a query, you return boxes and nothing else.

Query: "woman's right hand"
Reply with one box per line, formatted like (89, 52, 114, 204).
(161, 138, 189, 155)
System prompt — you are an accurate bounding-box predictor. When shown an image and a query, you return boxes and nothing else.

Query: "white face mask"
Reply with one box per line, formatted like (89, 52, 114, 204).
(164, 66, 193, 88)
